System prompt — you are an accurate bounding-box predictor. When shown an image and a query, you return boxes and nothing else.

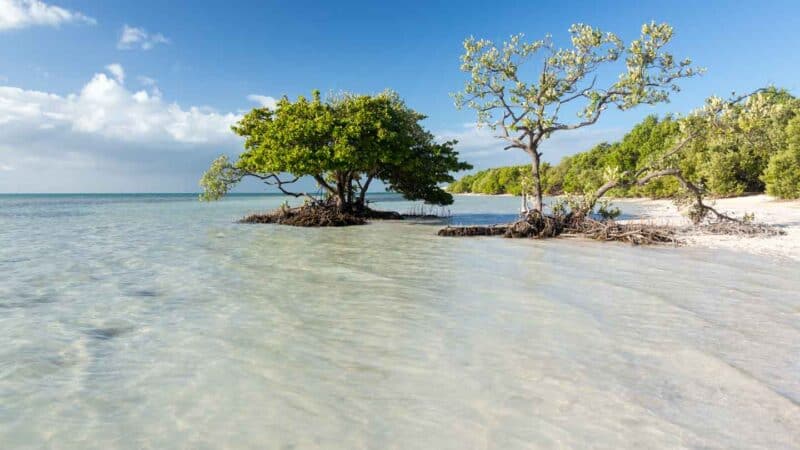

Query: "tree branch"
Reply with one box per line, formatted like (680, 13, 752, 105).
(245, 171, 316, 201)
(313, 175, 336, 195)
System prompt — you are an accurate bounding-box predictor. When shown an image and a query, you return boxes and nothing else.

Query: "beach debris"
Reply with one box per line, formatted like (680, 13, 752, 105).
(693, 220, 785, 237)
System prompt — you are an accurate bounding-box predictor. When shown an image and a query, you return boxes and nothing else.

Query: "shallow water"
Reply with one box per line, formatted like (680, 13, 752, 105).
(1, 194, 799, 449)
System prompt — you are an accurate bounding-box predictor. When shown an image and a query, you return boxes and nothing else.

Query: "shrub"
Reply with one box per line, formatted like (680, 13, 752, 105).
(763, 115, 800, 199)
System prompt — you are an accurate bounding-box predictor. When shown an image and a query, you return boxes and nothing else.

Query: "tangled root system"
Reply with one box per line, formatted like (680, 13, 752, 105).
(240, 202, 405, 227)
(438, 210, 780, 246)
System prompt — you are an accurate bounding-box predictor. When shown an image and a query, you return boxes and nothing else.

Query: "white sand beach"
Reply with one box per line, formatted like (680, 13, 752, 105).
(617, 195, 800, 261)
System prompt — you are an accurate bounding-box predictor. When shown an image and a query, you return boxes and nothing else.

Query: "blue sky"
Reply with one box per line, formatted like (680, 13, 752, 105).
(1, 0, 799, 192)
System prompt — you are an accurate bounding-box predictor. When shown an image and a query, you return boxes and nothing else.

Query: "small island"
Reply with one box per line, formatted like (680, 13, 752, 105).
(200, 90, 471, 225)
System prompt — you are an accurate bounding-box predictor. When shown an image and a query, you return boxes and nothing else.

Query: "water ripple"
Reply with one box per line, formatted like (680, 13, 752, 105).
(0, 194, 798, 449)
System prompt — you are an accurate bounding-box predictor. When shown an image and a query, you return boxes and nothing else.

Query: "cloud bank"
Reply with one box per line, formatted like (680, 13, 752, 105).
(0, 65, 244, 192)
(0, 65, 622, 192)
(0, 0, 94, 31)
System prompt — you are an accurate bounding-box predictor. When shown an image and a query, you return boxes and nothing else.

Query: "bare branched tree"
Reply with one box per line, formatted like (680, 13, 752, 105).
(454, 22, 701, 213)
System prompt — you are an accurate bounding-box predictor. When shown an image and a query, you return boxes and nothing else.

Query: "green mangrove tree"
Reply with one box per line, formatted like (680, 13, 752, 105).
(201, 90, 472, 212)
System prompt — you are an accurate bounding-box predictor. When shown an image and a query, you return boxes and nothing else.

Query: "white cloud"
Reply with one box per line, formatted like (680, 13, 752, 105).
(0, 163, 13, 171)
(437, 123, 625, 170)
(0, 69, 239, 143)
(137, 75, 157, 86)
(247, 94, 277, 109)
(118, 24, 169, 50)
(105, 63, 124, 84)
(0, 0, 95, 31)
(0, 65, 247, 192)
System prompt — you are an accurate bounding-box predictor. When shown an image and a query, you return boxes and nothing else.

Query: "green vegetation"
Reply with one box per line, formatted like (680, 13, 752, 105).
(448, 164, 557, 196)
(201, 90, 471, 212)
(449, 88, 800, 200)
(454, 22, 699, 212)
(201, 20, 800, 235)
(763, 114, 800, 198)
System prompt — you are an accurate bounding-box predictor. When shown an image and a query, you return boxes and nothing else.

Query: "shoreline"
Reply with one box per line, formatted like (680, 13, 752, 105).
(618, 195, 800, 261)
(454, 193, 800, 260)
(453, 192, 516, 197)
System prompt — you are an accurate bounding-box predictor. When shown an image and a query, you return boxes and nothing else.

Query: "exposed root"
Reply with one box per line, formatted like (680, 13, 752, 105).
(438, 225, 508, 237)
(240, 202, 401, 227)
(241, 205, 365, 227)
(362, 209, 403, 220)
(438, 210, 782, 246)
(403, 205, 453, 220)
(439, 211, 573, 238)
(574, 219, 680, 245)
(508, 211, 575, 238)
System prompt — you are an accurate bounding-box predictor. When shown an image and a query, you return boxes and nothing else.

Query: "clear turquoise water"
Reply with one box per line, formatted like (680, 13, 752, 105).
(1, 194, 799, 449)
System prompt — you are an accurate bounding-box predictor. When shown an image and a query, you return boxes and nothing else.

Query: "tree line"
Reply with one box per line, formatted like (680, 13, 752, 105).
(449, 88, 800, 200)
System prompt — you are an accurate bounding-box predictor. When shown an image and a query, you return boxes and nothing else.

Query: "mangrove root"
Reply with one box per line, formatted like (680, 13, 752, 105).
(438, 225, 509, 237)
(438, 210, 782, 246)
(242, 201, 408, 227)
(573, 219, 680, 245)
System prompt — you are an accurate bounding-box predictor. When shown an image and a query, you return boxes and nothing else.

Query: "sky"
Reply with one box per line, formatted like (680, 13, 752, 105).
(0, 0, 799, 193)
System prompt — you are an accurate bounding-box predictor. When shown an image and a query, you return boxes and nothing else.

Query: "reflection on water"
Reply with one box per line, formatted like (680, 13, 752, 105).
(1, 194, 799, 449)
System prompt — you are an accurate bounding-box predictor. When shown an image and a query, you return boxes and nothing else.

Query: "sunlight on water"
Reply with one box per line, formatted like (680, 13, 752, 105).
(1, 194, 798, 449)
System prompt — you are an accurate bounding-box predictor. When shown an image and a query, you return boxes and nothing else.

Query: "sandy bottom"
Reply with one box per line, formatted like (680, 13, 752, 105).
(3, 194, 800, 449)
(616, 195, 800, 261)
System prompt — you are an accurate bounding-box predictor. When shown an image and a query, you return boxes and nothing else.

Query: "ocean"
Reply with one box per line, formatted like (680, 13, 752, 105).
(1, 194, 798, 449)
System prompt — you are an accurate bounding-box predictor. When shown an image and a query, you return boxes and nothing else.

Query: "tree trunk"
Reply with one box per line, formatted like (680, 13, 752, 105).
(357, 174, 375, 210)
(334, 173, 347, 211)
(529, 148, 544, 213)
(313, 175, 337, 198)
(336, 190, 347, 211)
(345, 172, 354, 206)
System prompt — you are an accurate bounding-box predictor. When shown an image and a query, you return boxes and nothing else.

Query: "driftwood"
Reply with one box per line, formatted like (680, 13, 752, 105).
(694, 220, 785, 237)
(573, 219, 679, 245)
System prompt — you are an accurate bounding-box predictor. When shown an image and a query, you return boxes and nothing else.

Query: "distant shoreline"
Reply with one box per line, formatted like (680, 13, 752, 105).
(453, 192, 516, 197)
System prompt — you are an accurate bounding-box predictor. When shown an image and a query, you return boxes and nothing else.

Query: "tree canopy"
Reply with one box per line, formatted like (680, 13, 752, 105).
(762, 114, 800, 199)
(201, 90, 472, 209)
(454, 22, 700, 212)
